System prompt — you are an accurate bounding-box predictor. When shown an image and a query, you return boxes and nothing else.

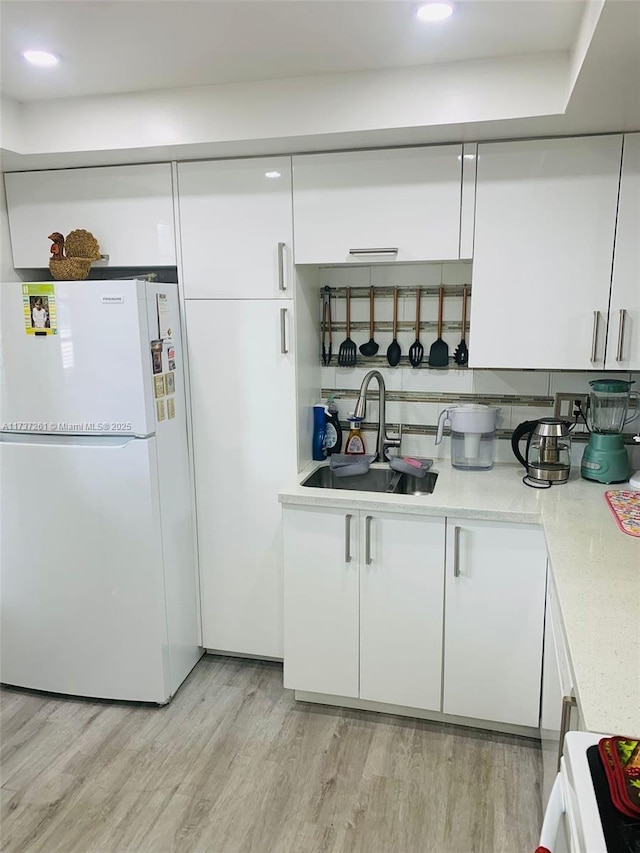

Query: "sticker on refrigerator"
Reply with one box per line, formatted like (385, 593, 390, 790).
(150, 340, 163, 375)
(168, 346, 176, 371)
(167, 397, 175, 420)
(156, 294, 172, 340)
(156, 399, 166, 422)
(165, 372, 175, 395)
(154, 375, 165, 399)
(23, 283, 57, 335)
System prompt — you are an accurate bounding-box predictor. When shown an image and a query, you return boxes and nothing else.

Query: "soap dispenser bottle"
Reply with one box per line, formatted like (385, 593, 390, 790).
(323, 396, 342, 456)
(344, 416, 366, 455)
(312, 404, 327, 461)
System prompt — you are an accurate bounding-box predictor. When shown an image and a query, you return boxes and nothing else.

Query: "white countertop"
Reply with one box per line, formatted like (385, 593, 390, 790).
(279, 462, 640, 736)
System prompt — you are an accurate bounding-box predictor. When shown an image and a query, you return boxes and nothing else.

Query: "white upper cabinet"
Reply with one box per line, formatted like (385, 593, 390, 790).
(5, 164, 176, 268)
(292, 145, 466, 264)
(469, 135, 623, 370)
(177, 157, 293, 298)
(606, 133, 640, 370)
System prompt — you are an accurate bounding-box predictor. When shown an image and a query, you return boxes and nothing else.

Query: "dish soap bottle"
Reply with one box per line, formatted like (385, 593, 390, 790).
(323, 395, 342, 456)
(344, 415, 366, 455)
(312, 403, 327, 461)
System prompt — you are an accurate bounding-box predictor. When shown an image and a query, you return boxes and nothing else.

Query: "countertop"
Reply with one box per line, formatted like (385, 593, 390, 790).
(279, 462, 640, 736)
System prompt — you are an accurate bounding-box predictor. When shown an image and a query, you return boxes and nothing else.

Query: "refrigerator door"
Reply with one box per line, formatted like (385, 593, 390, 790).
(0, 434, 171, 702)
(0, 280, 154, 436)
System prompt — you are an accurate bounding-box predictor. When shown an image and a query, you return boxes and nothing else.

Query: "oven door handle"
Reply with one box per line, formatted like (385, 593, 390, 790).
(536, 773, 565, 852)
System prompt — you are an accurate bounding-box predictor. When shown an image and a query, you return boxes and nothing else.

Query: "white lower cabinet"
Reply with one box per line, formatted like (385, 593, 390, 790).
(540, 578, 580, 808)
(283, 506, 445, 710)
(443, 519, 547, 728)
(284, 505, 548, 728)
(187, 299, 296, 658)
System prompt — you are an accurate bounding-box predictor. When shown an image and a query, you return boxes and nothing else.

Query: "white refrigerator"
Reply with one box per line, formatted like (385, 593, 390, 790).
(0, 279, 202, 703)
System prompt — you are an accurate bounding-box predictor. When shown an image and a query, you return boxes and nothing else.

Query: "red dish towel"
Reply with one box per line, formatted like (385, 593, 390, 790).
(604, 490, 640, 537)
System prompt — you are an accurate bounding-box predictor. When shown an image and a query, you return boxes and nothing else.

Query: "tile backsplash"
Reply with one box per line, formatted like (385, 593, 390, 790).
(317, 263, 640, 469)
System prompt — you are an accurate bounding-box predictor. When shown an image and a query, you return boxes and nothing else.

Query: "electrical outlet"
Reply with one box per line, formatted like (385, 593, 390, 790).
(554, 393, 590, 431)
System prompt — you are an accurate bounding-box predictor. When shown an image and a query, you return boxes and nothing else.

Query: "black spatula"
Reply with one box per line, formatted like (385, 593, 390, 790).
(428, 286, 449, 368)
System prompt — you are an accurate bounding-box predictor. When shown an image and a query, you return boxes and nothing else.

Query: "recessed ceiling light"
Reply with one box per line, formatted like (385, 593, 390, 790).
(22, 50, 60, 67)
(265, 171, 281, 179)
(416, 3, 454, 22)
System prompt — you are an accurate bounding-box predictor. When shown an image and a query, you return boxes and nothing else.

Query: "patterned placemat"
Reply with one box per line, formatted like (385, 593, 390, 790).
(604, 490, 640, 538)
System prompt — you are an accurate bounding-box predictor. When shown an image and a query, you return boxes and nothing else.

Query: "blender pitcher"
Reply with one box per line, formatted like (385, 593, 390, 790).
(581, 379, 639, 484)
(588, 379, 639, 434)
(436, 405, 500, 470)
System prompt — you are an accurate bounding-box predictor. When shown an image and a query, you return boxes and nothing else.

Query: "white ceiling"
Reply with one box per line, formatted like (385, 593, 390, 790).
(1, 0, 587, 102)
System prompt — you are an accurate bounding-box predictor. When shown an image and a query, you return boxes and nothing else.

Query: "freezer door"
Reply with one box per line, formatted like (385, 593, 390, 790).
(0, 280, 154, 435)
(0, 434, 171, 702)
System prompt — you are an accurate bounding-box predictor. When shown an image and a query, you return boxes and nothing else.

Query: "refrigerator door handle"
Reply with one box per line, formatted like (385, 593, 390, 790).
(0, 433, 153, 447)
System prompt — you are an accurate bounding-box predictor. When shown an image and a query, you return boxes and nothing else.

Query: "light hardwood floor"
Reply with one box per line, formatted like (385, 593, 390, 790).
(1, 655, 542, 853)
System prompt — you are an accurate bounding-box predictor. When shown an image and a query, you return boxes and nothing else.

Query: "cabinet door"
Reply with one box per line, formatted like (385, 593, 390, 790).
(469, 135, 622, 369)
(292, 146, 463, 264)
(177, 158, 293, 298)
(359, 512, 445, 711)
(606, 133, 640, 369)
(5, 164, 176, 267)
(283, 506, 359, 697)
(443, 519, 547, 727)
(187, 299, 296, 658)
(540, 581, 577, 808)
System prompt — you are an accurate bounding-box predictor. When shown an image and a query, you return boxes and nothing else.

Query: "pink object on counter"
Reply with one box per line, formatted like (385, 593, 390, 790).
(402, 457, 423, 469)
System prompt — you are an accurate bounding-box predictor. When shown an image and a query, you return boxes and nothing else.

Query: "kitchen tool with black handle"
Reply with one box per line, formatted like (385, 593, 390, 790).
(324, 286, 333, 365)
(408, 288, 424, 367)
(453, 286, 469, 366)
(386, 287, 401, 367)
(359, 286, 379, 357)
(337, 288, 357, 367)
(428, 286, 449, 368)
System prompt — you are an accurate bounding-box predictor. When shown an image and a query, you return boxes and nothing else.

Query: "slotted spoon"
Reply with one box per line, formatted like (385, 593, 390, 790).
(408, 288, 424, 367)
(337, 288, 357, 367)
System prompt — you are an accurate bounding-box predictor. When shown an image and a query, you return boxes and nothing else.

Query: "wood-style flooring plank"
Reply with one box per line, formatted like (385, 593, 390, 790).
(0, 655, 542, 853)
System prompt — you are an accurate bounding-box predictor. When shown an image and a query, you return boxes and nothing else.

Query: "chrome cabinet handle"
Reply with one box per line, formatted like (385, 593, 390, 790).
(280, 308, 288, 354)
(453, 525, 461, 577)
(349, 248, 398, 256)
(277, 242, 286, 291)
(590, 311, 601, 362)
(556, 694, 577, 772)
(344, 514, 353, 563)
(616, 308, 627, 361)
(365, 515, 373, 565)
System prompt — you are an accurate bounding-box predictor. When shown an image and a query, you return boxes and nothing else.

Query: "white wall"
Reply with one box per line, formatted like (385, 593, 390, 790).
(5, 54, 568, 160)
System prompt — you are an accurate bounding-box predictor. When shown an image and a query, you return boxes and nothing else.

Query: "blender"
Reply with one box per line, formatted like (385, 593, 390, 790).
(580, 379, 639, 484)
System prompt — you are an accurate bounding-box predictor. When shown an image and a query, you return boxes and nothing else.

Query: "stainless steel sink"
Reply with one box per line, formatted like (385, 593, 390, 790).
(301, 466, 399, 493)
(391, 471, 438, 496)
(301, 466, 438, 495)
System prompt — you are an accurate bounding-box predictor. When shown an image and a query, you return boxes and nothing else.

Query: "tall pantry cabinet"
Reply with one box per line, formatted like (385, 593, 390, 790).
(177, 157, 296, 658)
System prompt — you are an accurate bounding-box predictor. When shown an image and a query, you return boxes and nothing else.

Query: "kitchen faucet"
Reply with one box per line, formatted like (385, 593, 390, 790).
(353, 370, 402, 462)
